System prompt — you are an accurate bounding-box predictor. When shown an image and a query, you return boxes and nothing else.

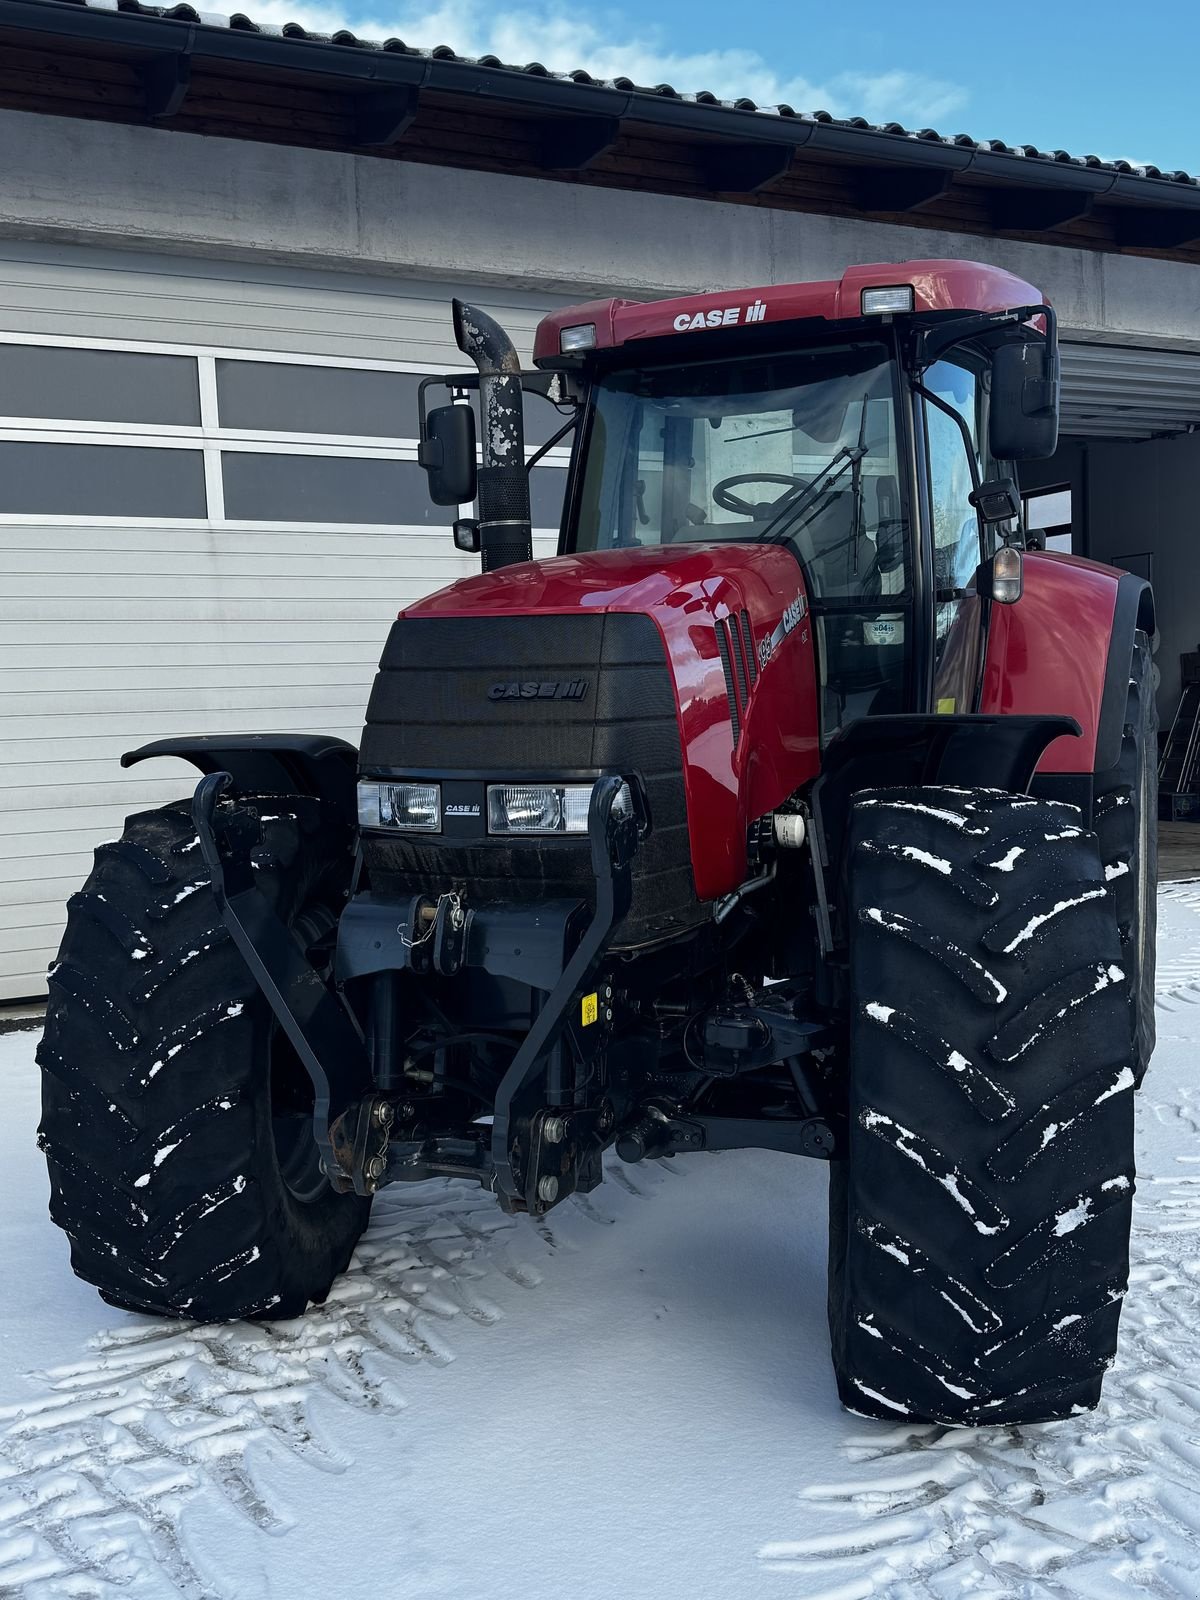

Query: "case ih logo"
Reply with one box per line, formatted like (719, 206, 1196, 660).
(759, 592, 808, 669)
(672, 300, 768, 333)
(488, 679, 590, 702)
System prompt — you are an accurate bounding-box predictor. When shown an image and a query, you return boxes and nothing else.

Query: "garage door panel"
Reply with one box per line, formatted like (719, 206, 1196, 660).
(0, 642, 384, 670)
(0, 621, 397, 647)
(0, 961, 56, 996)
(0, 725, 361, 766)
(0, 683, 376, 719)
(0, 598, 407, 623)
(0, 921, 64, 956)
(0, 246, 566, 364)
(0, 663, 376, 694)
(0, 873, 98, 907)
(2, 570, 470, 600)
(0, 777, 207, 813)
(2, 551, 455, 583)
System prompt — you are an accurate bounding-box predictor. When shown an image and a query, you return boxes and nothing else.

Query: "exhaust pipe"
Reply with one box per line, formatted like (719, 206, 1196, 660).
(452, 299, 533, 572)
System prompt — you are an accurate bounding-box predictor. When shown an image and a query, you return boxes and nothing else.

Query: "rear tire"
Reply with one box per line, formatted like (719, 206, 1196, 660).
(828, 786, 1135, 1425)
(1094, 628, 1157, 1081)
(38, 795, 371, 1321)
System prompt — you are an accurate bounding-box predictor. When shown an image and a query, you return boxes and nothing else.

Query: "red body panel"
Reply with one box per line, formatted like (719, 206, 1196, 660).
(533, 259, 1044, 364)
(404, 546, 820, 900)
(980, 551, 1119, 774)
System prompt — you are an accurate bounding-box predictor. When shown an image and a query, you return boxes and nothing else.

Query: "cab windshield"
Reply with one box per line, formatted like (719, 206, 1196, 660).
(572, 342, 912, 728)
(572, 342, 907, 601)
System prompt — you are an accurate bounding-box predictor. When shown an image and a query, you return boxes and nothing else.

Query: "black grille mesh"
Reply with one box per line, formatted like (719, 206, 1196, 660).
(360, 612, 703, 946)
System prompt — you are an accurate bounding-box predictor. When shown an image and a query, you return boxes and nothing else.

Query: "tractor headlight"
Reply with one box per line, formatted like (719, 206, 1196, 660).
(486, 780, 632, 835)
(357, 780, 441, 832)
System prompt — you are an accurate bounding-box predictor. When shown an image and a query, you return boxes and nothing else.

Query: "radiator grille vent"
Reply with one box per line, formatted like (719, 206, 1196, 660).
(716, 613, 758, 746)
(714, 619, 741, 744)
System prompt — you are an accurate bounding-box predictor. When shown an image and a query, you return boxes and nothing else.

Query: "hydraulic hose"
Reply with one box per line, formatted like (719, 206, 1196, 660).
(452, 299, 533, 571)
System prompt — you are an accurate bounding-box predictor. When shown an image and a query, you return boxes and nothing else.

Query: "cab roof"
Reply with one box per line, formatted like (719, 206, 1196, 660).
(532, 259, 1045, 365)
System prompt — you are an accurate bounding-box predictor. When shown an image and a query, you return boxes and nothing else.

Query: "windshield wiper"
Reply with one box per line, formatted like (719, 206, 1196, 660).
(753, 443, 868, 545)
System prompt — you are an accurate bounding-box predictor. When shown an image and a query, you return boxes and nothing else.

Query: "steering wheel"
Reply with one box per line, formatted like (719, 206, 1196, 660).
(712, 473, 807, 518)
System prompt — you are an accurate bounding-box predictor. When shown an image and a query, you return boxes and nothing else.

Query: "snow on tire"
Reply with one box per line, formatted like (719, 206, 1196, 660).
(37, 796, 371, 1322)
(828, 786, 1136, 1426)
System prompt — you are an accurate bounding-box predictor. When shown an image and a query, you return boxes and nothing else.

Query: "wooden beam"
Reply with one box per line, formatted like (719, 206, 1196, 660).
(1113, 208, 1200, 250)
(852, 166, 953, 213)
(702, 143, 793, 194)
(537, 113, 621, 170)
(990, 187, 1095, 231)
(141, 52, 190, 121)
(353, 85, 419, 147)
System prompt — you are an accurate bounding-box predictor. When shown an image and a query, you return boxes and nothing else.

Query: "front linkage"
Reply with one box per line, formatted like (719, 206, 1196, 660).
(191, 771, 842, 1216)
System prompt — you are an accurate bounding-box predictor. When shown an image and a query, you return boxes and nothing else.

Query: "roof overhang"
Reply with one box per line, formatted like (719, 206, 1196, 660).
(1, 0, 1199, 266)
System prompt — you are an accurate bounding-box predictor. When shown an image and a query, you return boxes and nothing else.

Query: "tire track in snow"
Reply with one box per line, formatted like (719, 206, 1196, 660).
(760, 1105, 1200, 1596)
(0, 1159, 671, 1599)
(1151, 884, 1200, 1013)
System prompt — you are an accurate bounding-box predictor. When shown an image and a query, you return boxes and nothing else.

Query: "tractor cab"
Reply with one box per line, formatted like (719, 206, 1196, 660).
(422, 260, 1059, 737)
(550, 265, 1061, 739)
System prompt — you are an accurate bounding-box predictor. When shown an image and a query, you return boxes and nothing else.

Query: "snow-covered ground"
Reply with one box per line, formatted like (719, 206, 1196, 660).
(3, 885, 1200, 1599)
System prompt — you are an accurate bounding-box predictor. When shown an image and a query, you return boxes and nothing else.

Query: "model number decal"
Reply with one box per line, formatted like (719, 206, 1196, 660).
(673, 299, 767, 333)
(758, 592, 808, 669)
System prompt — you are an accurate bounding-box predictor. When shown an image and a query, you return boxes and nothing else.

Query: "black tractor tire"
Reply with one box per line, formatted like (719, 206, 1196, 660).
(828, 786, 1136, 1426)
(37, 794, 371, 1322)
(1094, 628, 1157, 1082)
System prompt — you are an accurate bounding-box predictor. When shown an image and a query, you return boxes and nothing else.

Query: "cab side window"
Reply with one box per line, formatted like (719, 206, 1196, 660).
(923, 359, 986, 709)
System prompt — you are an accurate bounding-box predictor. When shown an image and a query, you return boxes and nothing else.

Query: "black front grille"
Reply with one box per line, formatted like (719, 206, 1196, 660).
(359, 612, 702, 946)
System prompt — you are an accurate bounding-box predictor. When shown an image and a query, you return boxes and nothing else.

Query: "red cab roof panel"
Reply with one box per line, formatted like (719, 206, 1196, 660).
(532, 259, 1045, 364)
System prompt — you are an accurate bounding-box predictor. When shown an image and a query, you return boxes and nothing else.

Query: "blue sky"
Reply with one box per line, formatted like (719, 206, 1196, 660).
(248, 0, 1196, 171)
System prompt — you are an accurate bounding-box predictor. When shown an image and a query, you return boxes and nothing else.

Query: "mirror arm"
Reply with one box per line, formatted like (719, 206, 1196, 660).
(912, 303, 1056, 374)
(913, 381, 983, 497)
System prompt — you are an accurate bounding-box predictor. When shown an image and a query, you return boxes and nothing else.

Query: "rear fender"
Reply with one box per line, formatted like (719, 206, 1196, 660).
(121, 733, 358, 829)
(980, 554, 1154, 793)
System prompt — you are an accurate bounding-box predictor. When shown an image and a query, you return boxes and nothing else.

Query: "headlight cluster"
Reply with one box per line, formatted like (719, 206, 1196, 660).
(357, 778, 633, 836)
(486, 781, 632, 835)
(357, 781, 441, 833)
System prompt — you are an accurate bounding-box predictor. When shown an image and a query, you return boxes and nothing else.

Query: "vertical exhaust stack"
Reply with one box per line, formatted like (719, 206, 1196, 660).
(452, 299, 533, 572)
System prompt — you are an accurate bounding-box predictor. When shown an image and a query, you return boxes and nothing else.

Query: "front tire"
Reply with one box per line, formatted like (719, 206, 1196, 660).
(38, 795, 371, 1321)
(828, 786, 1135, 1425)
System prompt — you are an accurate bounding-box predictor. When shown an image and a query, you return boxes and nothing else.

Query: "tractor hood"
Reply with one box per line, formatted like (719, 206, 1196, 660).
(401, 544, 821, 895)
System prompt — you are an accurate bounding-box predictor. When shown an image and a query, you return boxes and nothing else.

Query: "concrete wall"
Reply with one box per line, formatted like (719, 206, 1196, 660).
(3, 109, 1200, 351)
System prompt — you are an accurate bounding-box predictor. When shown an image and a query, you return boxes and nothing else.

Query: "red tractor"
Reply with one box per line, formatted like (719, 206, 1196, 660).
(39, 259, 1156, 1426)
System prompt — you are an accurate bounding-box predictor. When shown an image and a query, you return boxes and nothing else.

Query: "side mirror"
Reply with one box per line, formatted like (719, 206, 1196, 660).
(989, 339, 1060, 461)
(418, 404, 477, 506)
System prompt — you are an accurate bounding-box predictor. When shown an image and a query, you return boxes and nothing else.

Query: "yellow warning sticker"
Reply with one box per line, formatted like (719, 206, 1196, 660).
(581, 992, 599, 1027)
(936, 696, 957, 715)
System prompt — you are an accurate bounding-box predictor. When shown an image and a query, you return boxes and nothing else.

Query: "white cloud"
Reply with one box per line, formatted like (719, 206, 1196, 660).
(236, 0, 969, 127)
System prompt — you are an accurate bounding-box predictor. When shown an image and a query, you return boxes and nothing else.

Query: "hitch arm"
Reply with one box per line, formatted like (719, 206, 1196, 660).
(490, 775, 637, 1210)
(191, 771, 372, 1188)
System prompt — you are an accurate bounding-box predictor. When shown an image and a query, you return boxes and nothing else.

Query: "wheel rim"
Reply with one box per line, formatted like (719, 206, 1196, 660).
(269, 904, 337, 1205)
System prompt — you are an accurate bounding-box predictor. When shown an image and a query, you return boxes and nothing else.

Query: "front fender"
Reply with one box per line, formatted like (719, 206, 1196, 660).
(121, 733, 358, 827)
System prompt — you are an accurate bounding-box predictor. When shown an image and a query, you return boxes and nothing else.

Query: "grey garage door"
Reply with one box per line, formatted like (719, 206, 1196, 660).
(0, 242, 570, 1000)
